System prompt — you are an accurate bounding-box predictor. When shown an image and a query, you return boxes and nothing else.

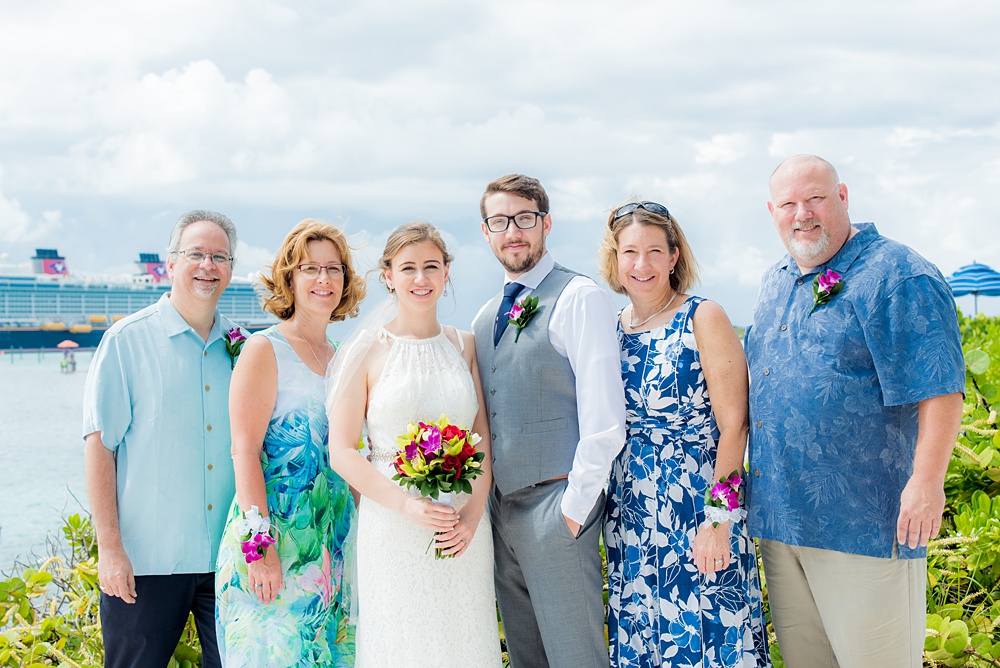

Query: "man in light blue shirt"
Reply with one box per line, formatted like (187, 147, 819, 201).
(746, 156, 964, 667)
(83, 211, 240, 668)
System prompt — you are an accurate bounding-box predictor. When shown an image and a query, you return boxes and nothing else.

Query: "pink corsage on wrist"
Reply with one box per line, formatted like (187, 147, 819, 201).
(702, 470, 747, 528)
(237, 505, 276, 563)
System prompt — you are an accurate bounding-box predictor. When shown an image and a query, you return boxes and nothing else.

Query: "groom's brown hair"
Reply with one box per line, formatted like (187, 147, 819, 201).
(480, 174, 550, 218)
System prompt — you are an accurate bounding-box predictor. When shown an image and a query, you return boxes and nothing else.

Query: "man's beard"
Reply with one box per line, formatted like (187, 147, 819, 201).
(191, 276, 221, 298)
(785, 225, 830, 263)
(499, 242, 545, 275)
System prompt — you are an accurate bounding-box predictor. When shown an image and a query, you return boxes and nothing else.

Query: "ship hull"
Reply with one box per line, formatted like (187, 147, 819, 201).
(0, 325, 269, 351)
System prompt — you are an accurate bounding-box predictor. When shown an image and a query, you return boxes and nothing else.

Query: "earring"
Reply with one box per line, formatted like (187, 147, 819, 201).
(443, 286, 449, 297)
(670, 268, 675, 275)
(386, 282, 394, 293)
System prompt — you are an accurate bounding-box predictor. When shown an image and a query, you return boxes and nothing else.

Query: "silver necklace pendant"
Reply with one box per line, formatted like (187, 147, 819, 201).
(629, 291, 678, 330)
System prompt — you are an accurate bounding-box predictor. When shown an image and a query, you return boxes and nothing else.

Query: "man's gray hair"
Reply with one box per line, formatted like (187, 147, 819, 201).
(167, 210, 238, 265)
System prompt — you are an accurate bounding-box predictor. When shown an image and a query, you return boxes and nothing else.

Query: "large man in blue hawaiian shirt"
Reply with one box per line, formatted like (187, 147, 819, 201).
(745, 155, 965, 667)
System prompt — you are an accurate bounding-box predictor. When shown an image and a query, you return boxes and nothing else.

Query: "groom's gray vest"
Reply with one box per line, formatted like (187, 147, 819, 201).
(474, 264, 581, 494)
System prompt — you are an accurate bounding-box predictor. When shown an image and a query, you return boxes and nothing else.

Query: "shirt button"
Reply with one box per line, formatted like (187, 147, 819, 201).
(205, 385, 211, 391)
(491, 366, 496, 372)
(797, 279, 803, 285)
(780, 325, 787, 331)
(491, 433, 497, 440)
(490, 389, 496, 395)
(491, 411, 496, 418)
(206, 425, 213, 431)
(763, 369, 770, 376)
(756, 421, 762, 427)
(754, 470, 760, 477)
(204, 351, 208, 357)
(207, 464, 213, 470)
(207, 504, 213, 510)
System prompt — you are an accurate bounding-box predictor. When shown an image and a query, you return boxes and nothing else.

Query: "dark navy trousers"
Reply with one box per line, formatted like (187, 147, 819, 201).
(100, 572, 220, 668)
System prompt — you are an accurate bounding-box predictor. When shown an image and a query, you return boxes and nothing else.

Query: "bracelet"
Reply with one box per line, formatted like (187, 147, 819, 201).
(237, 505, 277, 564)
(703, 469, 744, 528)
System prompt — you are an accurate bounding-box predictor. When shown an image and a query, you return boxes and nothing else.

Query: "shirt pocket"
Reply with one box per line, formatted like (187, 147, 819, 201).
(796, 306, 848, 358)
(522, 417, 568, 435)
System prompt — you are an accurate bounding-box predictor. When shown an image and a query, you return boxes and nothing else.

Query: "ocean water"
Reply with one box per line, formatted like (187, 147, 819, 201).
(0, 351, 91, 570)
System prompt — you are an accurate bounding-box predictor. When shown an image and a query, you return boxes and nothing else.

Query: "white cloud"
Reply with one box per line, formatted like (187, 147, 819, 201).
(0, 190, 62, 242)
(694, 134, 751, 165)
(1, 0, 999, 323)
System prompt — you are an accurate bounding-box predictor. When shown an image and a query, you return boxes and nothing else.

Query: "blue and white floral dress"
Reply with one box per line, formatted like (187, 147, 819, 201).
(605, 297, 769, 668)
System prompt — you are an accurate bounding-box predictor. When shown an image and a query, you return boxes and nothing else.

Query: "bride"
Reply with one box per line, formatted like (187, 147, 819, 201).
(326, 222, 502, 667)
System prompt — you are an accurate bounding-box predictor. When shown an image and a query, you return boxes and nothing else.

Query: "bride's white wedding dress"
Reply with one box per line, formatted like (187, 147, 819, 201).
(356, 327, 502, 668)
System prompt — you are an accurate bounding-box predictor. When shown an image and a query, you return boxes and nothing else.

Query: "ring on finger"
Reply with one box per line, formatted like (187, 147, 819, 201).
(255, 583, 263, 588)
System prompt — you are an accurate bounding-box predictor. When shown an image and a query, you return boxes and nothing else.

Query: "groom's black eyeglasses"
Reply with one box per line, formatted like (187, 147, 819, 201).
(611, 202, 671, 226)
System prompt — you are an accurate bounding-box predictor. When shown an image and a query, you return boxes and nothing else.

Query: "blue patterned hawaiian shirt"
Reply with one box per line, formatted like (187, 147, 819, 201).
(745, 223, 964, 559)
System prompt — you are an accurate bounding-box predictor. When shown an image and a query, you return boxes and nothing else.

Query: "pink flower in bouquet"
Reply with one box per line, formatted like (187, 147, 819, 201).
(418, 422, 441, 454)
(404, 441, 420, 461)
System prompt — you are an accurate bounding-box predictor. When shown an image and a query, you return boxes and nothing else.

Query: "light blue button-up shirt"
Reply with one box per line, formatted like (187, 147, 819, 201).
(83, 294, 237, 575)
(745, 223, 964, 559)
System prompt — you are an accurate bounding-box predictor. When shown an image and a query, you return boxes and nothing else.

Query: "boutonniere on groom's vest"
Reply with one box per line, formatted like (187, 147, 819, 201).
(506, 295, 541, 343)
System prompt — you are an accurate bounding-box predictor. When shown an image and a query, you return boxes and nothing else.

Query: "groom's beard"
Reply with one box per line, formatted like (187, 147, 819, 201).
(498, 240, 546, 275)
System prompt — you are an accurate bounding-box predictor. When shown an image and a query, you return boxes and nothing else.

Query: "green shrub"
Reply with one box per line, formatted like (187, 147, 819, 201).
(0, 514, 202, 666)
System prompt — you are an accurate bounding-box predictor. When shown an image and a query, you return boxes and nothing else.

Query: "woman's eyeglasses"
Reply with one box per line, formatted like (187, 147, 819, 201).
(297, 263, 346, 278)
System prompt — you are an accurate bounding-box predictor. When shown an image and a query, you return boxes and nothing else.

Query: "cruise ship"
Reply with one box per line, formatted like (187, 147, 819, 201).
(0, 249, 274, 350)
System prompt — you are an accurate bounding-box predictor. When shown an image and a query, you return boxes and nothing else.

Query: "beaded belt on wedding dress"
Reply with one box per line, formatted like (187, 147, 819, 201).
(369, 447, 397, 463)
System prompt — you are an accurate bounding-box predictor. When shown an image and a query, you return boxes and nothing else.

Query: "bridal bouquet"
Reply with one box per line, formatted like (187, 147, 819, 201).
(392, 414, 486, 558)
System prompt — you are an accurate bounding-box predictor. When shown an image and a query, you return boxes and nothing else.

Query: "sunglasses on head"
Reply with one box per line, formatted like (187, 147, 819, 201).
(611, 201, 671, 226)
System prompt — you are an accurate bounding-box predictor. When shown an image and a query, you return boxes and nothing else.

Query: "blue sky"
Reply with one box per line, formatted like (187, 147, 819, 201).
(2, 0, 999, 326)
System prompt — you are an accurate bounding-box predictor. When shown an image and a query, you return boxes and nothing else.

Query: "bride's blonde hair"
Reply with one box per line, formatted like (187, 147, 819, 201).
(376, 221, 454, 292)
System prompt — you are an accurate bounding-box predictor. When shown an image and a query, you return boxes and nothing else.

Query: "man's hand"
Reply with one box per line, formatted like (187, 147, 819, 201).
(98, 545, 137, 603)
(897, 474, 945, 549)
(563, 514, 581, 538)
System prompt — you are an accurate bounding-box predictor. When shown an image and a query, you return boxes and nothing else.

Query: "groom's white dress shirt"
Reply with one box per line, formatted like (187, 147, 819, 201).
(473, 252, 626, 525)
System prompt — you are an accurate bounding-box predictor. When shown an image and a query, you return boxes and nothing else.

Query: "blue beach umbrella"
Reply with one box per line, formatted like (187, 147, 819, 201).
(946, 262, 1000, 314)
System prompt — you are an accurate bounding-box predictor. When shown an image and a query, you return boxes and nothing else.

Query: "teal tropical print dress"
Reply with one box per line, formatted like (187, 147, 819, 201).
(216, 327, 356, 667)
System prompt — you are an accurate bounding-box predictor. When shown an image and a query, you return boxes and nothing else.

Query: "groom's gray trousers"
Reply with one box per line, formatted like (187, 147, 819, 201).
(490, 478, 608, 668)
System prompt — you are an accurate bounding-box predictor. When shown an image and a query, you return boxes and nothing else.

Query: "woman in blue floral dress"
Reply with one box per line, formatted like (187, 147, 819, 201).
(599, 201, 769, 668)
(216, 220, 366, 666)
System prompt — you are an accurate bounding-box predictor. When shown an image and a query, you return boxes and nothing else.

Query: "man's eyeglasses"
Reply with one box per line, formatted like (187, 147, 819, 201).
(483, 211, 546, 233)
(611, 202, 671, 226)
(297, 263, 346, 278)
(174, 249, 233, 266)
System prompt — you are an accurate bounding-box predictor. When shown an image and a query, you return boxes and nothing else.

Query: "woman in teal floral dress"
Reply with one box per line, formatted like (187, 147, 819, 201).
(216, 220, 366, 666)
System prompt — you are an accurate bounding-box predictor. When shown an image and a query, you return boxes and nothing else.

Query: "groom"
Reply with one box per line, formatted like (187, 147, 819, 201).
(473, 174, 626, 668)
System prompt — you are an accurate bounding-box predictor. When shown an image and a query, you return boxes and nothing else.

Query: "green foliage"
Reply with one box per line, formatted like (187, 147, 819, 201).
(0, 514, 203, 666)
(924, 312, 1000, 667)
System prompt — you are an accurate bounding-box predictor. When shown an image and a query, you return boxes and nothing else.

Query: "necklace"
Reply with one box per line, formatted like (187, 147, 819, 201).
(628, 291, 678, 330)
(292, 319, 330, 371)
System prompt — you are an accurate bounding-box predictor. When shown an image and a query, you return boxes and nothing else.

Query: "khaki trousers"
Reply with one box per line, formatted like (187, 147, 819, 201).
(760, 539, 924, 668)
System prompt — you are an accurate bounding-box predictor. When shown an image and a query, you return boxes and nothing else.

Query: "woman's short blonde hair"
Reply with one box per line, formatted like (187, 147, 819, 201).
(259, 219, 366, 322)
(376, 221, 454, 291)
(598, 200, 700, 296)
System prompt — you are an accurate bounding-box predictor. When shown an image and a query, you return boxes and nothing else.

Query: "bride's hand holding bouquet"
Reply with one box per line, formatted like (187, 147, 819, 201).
(392, 414, 487, 558)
